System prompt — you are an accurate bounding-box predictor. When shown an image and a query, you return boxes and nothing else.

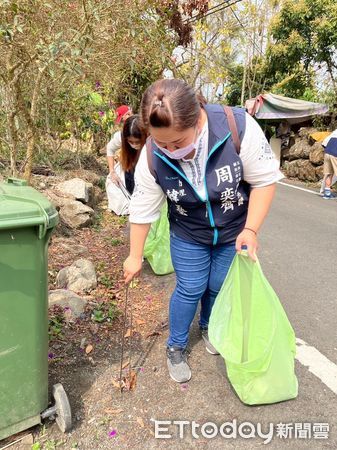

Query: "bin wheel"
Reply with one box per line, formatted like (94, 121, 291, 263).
(52, 383, 72, 432)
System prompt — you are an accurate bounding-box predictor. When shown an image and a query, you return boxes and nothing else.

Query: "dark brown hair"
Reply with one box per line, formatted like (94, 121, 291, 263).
(120, 115, 146, 172)
(140, 79, 205, 132)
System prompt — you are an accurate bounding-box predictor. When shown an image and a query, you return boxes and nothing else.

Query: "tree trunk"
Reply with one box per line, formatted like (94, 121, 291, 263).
(326, 59, 337, 96)
(23, 68, 45, 182)
(8, 111, 18, 177)
(241, 44, 250, 106)
(0, 83, 19, 177)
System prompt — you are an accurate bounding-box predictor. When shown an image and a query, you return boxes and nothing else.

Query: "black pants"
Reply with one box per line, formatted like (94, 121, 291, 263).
(124, 170, 135, 195)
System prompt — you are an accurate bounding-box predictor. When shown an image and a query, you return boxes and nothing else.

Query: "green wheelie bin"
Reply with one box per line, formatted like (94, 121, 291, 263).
(0, 178, 72, 441)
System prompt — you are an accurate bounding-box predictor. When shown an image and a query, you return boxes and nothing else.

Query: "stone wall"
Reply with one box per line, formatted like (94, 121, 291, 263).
(281, 128, 325, 182)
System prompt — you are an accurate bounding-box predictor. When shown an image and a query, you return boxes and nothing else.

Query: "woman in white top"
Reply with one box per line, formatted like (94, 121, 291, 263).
(106, 105, 132, 185)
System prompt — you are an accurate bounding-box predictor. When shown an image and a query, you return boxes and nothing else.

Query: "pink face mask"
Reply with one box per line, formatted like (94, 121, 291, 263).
(153, 128, 199, 160)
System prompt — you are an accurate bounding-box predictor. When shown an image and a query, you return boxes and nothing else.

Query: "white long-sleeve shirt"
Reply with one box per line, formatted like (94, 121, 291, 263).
(129, 112, 284, 223)
(106, 131, 122, 156)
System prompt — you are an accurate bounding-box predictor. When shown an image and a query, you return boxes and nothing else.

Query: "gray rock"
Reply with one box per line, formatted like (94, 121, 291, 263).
(66, 170, 101, 186)
(44, 189, 73, 209)
(283, 160, 297, 178)
(309, 142, 325, 165)
(59, 200, 94, 229)
(297, 160, 317, 181)
(298, 127, 318, 139)
(284, 159, 317, 181)
(288, 139, 312, 160)
(57, 178, 94, 204)
(49, 289, 87, 317)
(56, 258, 97, 293)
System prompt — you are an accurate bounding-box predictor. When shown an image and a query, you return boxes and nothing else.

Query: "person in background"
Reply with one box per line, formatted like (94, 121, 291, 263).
(106, 105, 133, 184)
(322, 129, 337, 199)
(123, 78, 283, 383)
(119, 115, 146, 194)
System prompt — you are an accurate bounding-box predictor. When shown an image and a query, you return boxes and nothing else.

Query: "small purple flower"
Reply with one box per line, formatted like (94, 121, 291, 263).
(64, 307, 71, 312)
(108, 429, 117, 438)
(98, 111, 105, 117)
(95, 81, 101, 89)
(180, 383, 188, 391)
(48, 352, 55, 359)
(140, 367, 144, 372)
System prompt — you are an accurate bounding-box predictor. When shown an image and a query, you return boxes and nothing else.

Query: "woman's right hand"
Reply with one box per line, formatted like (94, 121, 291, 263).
(123, 255, 143, 284)
(110, 170, 122, 186)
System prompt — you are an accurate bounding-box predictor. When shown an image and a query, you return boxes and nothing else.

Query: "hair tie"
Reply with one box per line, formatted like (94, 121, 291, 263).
(154, 99, 163, 107)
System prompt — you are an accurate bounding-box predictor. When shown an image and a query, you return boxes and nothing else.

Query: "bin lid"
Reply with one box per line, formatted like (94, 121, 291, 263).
(0, 178, 58, 237)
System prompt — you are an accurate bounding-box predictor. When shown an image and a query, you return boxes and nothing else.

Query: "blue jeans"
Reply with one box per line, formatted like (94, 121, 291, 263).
(168, 232, 236, 348)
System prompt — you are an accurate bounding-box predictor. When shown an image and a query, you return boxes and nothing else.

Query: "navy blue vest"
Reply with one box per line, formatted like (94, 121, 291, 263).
(150, 105, 249, 245)
(325, 137, 337, 157)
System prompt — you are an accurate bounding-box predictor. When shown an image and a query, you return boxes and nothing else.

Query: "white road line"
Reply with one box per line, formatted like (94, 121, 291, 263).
(278, 181, 321, 195)
(296, 338, 337, 395)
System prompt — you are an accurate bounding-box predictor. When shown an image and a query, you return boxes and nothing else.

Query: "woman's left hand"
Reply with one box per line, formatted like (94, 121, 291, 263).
(235, 229, 258, 261)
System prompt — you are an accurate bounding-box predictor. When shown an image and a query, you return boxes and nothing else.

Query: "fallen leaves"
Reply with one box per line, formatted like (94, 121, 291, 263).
(146, 331, 162, 338)
(135, 319, 145, 326)
(129, 279, 139, 289)
(124, 370, 137, 391)
(121, 360, 129, 369)
(124, 328, 133, 338)
(112, 379, 121, 389)
(112, 370, 137, 391)
(136, 417, 145, 428)
(85, 344, 93, 354)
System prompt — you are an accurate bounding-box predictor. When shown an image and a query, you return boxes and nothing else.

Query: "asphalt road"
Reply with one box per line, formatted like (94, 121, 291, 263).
(259, 182, 337, 365)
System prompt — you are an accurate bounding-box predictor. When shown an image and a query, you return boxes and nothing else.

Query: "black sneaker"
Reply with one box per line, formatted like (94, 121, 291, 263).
(166, 346, 191, 383)
(200, 327, 219, 355)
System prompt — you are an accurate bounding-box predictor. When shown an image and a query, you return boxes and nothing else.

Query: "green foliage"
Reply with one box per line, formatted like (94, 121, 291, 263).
(109, 238, 123, 246)
(55, 82, 117, 145)
(31, 444, 42, 450)
(117, 216, 128, 226)
(0, 0, 179, 177)
(48, 308, 65, 341)
(266, 0, 337, 95)
(91, 301, 120, 323)
(96, 261, 106, 272)
(225, 64, 244, 106)
(31, 439, 65, 450)
(92, 211, 103, 231)
(99, 274, 114, 289)
(225, 58, 271, 105)
(91, 309, 106, 323)
(269, 66, 317, 99)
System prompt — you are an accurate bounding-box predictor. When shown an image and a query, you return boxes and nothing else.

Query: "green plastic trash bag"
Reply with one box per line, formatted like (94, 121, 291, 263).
(144, 203, 174, 275)
(209, 252, 298, 405)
